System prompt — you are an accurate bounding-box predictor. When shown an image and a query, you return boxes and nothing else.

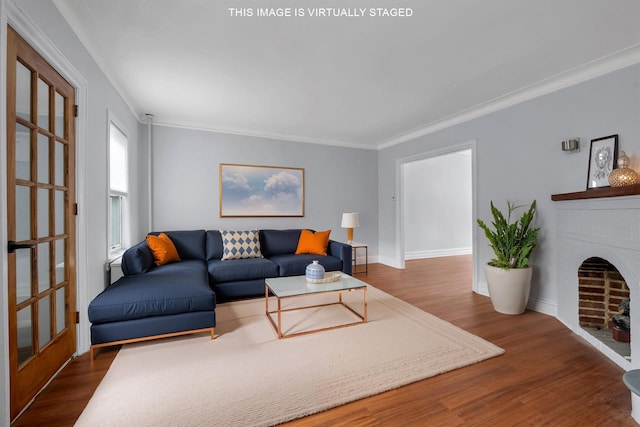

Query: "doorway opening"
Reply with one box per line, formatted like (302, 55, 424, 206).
(398, 142, 476, 291)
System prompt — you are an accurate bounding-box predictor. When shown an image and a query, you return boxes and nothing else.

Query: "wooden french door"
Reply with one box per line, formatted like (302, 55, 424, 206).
(6, 26, 77, 419)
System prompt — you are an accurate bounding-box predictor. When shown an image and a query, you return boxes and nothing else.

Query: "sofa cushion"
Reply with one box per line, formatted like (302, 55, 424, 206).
(89, 260, 214, 324)
(212, 279, 266, 302)
(208, 257, 278, 283)
(269, 254, 343, 277)
(121, 241, 154, 276)
(149, 230, 206, 260)
(206, 230, 224, 260)
(295, 229, 331, 256)
(220, 230, 263, 260)
(146, 233, 181, 266)
(260, 229, 302, 257)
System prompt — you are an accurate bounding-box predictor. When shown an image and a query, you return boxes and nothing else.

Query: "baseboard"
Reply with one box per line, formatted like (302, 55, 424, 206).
(474, 283, 489, 297)
(527, 296, 557, 317)
(377, 255, 403, 269)
(353, 253, 369, 265)
(405, 247, 472, 260)
(376, 248, 472, 270)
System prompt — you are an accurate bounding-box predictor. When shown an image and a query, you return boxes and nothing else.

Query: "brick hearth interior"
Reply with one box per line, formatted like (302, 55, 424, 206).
(579, 257, 630, 360)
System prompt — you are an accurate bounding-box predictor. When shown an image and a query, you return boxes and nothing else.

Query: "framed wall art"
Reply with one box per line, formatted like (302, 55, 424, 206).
(219, 163, 305, 217)
(586, 134, 618, 189)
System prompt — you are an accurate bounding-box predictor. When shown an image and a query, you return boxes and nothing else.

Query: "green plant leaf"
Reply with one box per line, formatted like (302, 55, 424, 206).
(477, 200, 539, 270)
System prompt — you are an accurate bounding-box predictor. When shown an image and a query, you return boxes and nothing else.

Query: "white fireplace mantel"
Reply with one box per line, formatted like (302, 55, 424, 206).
(553, 191, 640, 422)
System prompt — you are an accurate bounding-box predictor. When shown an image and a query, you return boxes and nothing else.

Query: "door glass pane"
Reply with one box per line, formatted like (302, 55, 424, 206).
(55, 239, 66, 285)
(37, 188, 50, 238)
(55, 141, 64, 186)
(54, 91, 64, 138)
(37, 133, 49, 184)
(55, 191, 65, 235)
(37, 78, 50, 131)
(16, 61, 31, 121)
(55, 287, 66, 334)
(37, 243, 50, 294)
(16, 248, 32, 305)
(38, 295, 52, 349)
(17, 306, 33, 365)
(15, 123, 31, 180)
(16, 185, 31, 241)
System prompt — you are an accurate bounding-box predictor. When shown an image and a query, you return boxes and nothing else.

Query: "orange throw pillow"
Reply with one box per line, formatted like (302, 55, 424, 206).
(295, 229, 331, 256)
(146, 233, 181, 266)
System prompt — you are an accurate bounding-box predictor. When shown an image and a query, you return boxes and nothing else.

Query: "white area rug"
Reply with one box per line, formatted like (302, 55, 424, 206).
(76, 286, 503, 427)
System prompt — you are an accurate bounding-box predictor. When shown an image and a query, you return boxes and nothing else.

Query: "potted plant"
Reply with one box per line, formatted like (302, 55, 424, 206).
(477, 200, 540, 315)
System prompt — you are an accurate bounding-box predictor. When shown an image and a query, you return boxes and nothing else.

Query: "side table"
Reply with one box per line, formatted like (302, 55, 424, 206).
(349, 242, 368, 274)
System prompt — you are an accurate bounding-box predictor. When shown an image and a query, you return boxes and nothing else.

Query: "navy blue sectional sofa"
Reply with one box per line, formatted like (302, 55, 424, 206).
(88, 229, 352, 358)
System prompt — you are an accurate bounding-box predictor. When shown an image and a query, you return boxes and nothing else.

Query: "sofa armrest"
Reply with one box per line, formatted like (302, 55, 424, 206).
(327, 240, 352, 275)
(121, 240, 154, 276)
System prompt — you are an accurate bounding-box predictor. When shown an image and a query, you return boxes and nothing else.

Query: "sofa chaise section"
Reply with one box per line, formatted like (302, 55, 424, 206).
(88, 230, 216, 359)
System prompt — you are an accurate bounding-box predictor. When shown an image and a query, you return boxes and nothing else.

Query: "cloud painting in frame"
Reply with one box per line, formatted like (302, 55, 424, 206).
(220, 163, 305, 217)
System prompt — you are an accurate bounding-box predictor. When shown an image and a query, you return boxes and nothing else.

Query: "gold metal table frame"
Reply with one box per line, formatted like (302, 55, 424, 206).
(265, 279, 368, 339)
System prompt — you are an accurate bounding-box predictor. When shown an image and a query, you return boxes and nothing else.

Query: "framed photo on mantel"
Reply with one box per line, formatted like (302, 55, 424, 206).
(586, 134, 618, 189)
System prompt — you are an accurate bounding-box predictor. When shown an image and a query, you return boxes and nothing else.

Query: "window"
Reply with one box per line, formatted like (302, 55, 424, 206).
(109, 120, 128, 255)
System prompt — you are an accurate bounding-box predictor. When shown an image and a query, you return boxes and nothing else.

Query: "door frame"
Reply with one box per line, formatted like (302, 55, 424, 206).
(395, 139, 479, 292)
(1, 2, 89, 423)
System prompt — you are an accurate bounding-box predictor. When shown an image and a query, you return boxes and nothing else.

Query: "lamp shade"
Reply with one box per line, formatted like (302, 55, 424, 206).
(341, 212, 359, 243)
(341, 213, 359, 228)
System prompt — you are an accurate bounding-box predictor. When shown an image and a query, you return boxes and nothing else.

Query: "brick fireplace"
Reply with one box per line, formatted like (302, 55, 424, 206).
(578, 258, 630, 354)
(553, 187, 640, 422)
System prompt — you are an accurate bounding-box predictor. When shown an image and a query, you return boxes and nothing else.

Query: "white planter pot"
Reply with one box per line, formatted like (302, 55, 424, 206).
(484, 264, 532, 315)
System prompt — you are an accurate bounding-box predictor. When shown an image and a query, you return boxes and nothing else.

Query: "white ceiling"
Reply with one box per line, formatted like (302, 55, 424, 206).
(53, 0, 640, 150)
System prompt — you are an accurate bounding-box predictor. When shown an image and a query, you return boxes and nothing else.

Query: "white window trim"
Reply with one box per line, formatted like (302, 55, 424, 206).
(108, 193, 125, 254)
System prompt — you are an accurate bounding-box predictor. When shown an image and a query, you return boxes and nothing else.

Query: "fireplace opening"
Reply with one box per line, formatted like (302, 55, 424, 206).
(578, 257, 631, 361)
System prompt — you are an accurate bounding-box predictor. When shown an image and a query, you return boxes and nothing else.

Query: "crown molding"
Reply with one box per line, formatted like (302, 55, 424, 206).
(377, 43, 640, 150)
(157, 43, 640, 152)
(151, 119, 377, 150)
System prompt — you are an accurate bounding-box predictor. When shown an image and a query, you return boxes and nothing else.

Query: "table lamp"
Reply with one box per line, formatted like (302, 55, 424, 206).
(341, 212, 359, 243)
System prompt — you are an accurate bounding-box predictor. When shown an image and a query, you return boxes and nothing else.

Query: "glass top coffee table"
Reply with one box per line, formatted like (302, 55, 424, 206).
(265, 273, 368, 339)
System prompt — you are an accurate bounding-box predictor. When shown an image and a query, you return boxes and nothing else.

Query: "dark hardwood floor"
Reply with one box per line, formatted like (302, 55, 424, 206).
(13, 256, 635, 426)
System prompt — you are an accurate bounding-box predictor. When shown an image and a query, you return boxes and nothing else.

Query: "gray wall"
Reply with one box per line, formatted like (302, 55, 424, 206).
(151, 125, 378, 251)
(379, 64, 640, 313)
(403, 150, 472, 259)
